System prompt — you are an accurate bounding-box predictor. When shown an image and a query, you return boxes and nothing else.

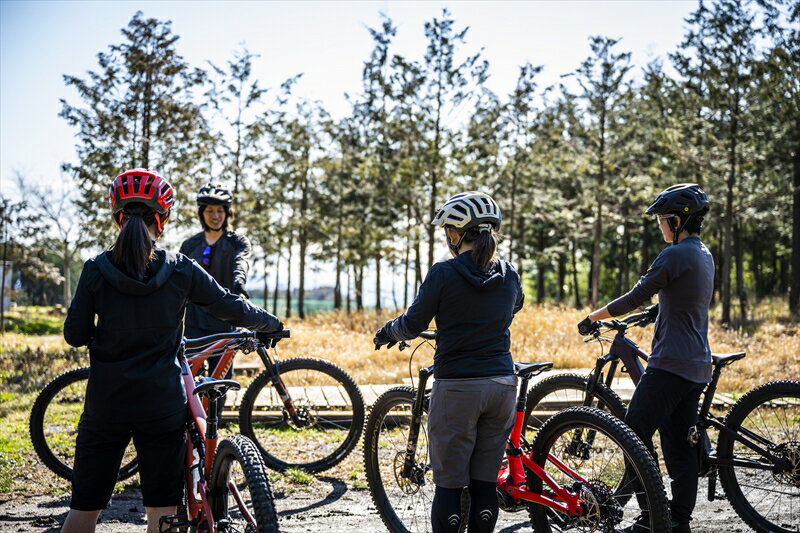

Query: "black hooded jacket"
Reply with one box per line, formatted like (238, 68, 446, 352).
(382, 250, 524, 379)
(180, 231, 252, 337)
(64, 249, 281, 422)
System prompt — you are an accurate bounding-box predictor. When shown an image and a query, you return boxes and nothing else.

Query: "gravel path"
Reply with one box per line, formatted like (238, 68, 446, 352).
(0, 476, 758, 533)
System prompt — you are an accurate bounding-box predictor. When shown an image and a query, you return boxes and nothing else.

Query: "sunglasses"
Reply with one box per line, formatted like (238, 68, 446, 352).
(202, 246, 212, 266)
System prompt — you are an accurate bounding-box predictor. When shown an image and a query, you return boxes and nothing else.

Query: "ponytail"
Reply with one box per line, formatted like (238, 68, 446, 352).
(112, 205, 156, 280)
(452, 226, 498, 270)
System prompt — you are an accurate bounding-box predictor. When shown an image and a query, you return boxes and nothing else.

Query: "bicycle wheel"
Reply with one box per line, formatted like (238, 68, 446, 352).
(523, 374, 627, 434)
(209, 434, 279, 533)
(364, 387, 452, 533)
(238, 357, 365, 472)
(29, 367, 138, 481)
(529, 406, 671, 532)
(717, 380, 800, 533)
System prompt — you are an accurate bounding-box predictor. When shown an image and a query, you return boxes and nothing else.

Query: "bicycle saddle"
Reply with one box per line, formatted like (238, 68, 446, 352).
(711, 352, 746, 367)
(514, 362, 553, 378)
(193, 378, 241, 398)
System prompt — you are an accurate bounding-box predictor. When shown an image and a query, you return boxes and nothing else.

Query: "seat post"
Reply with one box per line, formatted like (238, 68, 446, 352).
(699, 365, 723, 418)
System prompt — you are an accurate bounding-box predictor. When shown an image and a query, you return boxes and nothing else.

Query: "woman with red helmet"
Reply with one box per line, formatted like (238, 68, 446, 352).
(60, 169, 283, 533)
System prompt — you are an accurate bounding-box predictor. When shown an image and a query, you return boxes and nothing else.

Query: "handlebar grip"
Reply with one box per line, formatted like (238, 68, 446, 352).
(418, 331, 437, 340)
(259, 329, 291, 339)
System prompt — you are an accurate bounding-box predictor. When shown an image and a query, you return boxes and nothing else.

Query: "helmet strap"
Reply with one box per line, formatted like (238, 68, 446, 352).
(446, 228, 467, 256)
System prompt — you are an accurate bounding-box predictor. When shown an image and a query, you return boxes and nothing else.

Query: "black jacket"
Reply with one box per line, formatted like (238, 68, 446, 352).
(64, 249, 281, 422)
(382, 250, 524, 379)
(179, 231, 251, 336)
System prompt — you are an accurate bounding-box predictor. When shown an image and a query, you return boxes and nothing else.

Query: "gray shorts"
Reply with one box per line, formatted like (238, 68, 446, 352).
(428, 376, 517, 488)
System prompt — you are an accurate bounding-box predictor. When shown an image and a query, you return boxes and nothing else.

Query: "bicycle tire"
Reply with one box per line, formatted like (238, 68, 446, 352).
(209, 434, 279, 533)
(29, 366, 139, 481)
(238, 357, 365, 473)
(523, 373, 627, 434)
(529, 406, 671, 533)
(717, 380, 800, 533)
(364, 387, 467, 533)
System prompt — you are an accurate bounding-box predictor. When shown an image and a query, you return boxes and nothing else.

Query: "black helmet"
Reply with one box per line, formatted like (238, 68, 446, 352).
(196, 183, 233, 207)
(645, 183, 709, 217)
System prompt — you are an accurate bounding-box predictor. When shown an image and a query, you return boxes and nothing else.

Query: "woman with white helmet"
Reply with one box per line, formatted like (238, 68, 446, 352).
(374, 191, 524, 533)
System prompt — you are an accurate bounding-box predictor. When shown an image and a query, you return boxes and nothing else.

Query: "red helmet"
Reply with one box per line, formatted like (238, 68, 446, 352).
(109, 168, 174, 233)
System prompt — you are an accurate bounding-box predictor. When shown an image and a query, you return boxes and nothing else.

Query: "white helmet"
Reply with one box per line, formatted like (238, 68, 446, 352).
(431, 191, 501, 231)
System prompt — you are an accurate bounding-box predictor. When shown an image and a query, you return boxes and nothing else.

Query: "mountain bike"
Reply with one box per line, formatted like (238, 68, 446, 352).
(30, 328, 365, 480)
(523, 308, 800, 533)
(364, 332, 672, 533)
(158, 331, 278, 533)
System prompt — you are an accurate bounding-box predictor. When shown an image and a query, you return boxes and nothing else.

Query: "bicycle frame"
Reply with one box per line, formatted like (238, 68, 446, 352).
(161, 337, 264, 533)
(582, 320, 791, 494)
(407, 362, 586, 518)
(185, 330, 302, 423)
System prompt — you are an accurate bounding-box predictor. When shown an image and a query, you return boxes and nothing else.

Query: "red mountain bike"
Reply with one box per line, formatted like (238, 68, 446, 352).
(158, 331, 280, 533)
(523, 307, 800, 533)
(363, 332, 672, 533)
(30, 328, 365, 480)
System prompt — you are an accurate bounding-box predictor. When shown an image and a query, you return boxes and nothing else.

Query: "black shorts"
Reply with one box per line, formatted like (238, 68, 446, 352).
(70, 408, 187, 510)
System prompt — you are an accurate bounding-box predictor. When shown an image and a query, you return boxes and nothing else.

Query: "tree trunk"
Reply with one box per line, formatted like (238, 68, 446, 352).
(536, 226, 545, 304)
(510, 166, 518, 262)
(591, 105, 607, 307)
(272, 255, 280, 315)
(572, 238, 582, 308)
(334, 209, 343, 310)
(790, 115, 800, 314)
(354, 264, 363, 311)
(721, 97, 739, 324)
(414, 235, 422, 290)
(285, 236, 293, 319)
(557, 253, 566, 304)
(403, 238, 410, 308)
(346, 267, 351, 314)
(263, 256, 269, 310)
(298, 231, 306, 319)
(640, 216, 651, 275)
(734, 222, 747, 324)
(62, 245, 72, 307)
(375, 254, 382, 311)
(752, 235, 762, 302)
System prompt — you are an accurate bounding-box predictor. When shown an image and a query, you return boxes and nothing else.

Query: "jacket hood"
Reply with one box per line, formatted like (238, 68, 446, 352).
(95, 249, 177, 296)
(450, 250, 507, 290)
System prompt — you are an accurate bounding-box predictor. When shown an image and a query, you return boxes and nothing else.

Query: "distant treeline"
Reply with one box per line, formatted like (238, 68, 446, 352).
(2, 1, 797, 326)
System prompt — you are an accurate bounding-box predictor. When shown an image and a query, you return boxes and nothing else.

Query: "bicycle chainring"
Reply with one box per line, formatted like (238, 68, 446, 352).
(773, 440, 800, 487)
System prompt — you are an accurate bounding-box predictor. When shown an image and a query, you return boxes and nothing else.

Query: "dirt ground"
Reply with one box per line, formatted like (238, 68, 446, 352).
(0, 470, 757, 533)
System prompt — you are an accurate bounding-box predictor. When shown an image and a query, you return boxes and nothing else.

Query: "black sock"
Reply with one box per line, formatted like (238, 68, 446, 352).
(431, 485, 464, 533)
(468, 479, 499, 533)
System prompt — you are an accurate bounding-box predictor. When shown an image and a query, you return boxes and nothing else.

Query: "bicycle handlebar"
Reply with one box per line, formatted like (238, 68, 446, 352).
(184, 329, 290, 349)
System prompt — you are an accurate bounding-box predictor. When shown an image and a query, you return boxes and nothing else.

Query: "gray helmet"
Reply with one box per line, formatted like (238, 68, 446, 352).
(196, 183, 233, 207)
(645, 183, 709, 217)
(431, 191, 501, 231)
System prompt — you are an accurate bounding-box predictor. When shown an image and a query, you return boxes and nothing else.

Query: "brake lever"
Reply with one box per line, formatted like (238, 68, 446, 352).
(399, 340, 411, 352)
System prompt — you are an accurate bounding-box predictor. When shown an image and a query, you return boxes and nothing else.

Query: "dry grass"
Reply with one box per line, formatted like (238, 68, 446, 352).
(1, 304, 796, 394)
(244, 305, 799, 394)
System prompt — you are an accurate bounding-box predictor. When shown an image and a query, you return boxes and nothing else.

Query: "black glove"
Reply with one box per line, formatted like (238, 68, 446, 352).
(645, 304, 659, 321)
(577, 316, 596, 336)
(373, 326, 397, 350)
(257, 321, 285, 347)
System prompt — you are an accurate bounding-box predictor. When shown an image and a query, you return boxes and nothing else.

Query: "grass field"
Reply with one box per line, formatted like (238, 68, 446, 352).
(0, 303, 797, 496)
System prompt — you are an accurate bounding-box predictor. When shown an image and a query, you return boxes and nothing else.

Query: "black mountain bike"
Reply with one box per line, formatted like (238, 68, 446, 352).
(524, 307, 800, 533)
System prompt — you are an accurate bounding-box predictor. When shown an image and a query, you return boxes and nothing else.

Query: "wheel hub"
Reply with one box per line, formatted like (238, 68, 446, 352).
(393, 451, 427, 495)
(284, 405, 318, 430)
(773, 440, 800, 487)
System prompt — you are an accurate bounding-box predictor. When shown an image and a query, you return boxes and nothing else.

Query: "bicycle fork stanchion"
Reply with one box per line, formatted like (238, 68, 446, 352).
(402, 366, 433, 483)
(255, 345, 301, 420)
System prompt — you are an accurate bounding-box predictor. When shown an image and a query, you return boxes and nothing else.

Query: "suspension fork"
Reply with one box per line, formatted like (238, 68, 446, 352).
(402, 366, 434, 480)
(255, 345, 299, 419)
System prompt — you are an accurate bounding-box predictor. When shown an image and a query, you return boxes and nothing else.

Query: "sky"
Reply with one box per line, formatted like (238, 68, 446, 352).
(0, 0, 698, 300)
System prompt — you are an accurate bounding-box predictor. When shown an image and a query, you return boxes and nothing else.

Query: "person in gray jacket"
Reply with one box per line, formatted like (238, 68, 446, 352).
(578, 183, 713, 533)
